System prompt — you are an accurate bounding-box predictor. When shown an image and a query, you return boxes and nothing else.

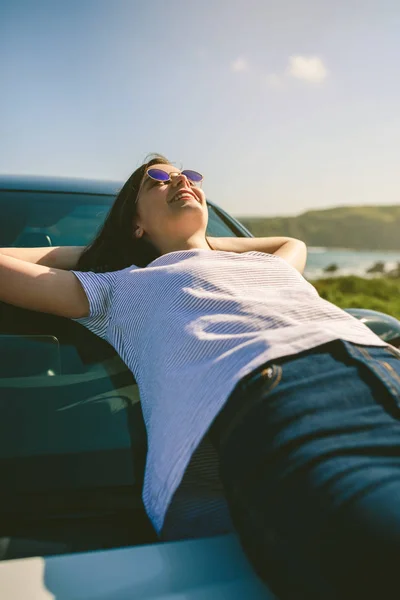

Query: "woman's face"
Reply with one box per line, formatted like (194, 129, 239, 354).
(134, 163, 209, 253)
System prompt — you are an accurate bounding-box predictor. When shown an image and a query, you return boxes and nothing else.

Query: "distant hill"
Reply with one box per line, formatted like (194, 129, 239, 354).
(237, 205, 400, 250)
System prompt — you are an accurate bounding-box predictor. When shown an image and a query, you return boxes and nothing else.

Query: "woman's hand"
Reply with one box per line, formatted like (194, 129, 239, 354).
(0, 246, 84, 270)
(208, 236, 307, 274)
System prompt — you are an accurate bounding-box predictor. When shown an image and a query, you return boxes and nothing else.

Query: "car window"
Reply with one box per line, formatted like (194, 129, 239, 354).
(0, 190, 239, 247)
(0, 191, 112, 247)
(206, 204, 238, 237)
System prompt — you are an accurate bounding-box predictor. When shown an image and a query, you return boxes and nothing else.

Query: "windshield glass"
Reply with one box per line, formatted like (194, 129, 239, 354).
(0, 191, 112, 247)
(0, 189, 238, 247)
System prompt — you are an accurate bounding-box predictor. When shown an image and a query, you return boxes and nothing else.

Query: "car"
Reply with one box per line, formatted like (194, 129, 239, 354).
(1, 175, 399, 599)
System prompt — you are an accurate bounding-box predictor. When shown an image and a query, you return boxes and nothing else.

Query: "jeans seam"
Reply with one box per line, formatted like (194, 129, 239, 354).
(357, 345, 373, 361)
(361, 351, 400, 402)
(381, 361, 400, 385)
(344, 343, 400, 407)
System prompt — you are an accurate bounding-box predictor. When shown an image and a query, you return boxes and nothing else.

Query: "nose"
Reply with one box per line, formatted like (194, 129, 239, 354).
(170, 172, 190, 188)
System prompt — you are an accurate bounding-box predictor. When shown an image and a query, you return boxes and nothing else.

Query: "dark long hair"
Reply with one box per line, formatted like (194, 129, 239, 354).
(76, 154, 171, 272)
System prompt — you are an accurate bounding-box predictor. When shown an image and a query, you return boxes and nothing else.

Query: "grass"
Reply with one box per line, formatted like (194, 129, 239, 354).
(310, 276, 400, 320)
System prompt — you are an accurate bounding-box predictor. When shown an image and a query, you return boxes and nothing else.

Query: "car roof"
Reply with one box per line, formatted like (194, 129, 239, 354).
(0, 175, 227, 217)
(0, 175, 122, 196)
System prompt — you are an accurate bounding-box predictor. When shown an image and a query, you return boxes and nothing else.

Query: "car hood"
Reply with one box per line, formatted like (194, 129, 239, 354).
(0, 534, 275, 599)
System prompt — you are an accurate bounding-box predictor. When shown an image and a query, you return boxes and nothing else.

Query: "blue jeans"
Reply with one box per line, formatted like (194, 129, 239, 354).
(209, 340, 400, 600)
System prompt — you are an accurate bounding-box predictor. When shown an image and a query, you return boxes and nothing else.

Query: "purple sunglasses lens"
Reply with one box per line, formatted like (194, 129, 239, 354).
(181, 170, 203, 183)
(147, 168, 171, 181)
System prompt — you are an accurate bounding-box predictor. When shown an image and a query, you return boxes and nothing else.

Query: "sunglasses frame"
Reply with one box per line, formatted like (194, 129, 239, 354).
(146, 168, 203, 187)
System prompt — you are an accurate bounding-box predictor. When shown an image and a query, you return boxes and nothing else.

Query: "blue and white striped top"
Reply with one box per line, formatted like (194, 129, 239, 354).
(72, 249, 387, 533)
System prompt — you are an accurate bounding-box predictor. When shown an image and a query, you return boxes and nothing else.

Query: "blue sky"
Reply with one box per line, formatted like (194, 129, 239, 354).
(1, 0, 399, 216)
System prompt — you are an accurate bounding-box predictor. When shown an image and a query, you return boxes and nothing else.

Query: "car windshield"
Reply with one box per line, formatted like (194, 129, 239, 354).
(0, 190, 113, 247)
(0, 189, 238, 247)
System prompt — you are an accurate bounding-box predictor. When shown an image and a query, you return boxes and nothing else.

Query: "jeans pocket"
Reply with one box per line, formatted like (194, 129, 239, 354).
(217, 363, 283, 450)
(355, 345, 400, 409)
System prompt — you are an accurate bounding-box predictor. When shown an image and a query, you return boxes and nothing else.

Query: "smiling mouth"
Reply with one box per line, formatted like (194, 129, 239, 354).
(169, 191, 200, 204)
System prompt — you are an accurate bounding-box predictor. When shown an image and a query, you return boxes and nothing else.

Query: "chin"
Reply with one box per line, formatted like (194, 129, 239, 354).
(168, 215, 207, 237)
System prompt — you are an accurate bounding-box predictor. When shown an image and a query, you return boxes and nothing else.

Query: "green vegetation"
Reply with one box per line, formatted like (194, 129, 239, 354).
(311, 276, 400, 320)
(238, 204, 400, 317)
(238, 205, 400, 251)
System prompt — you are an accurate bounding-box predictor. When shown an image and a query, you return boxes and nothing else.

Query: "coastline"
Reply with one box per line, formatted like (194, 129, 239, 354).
(304, 248, 400, 281)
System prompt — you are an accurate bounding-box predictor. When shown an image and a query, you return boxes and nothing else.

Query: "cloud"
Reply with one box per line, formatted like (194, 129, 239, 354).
(287, 55, 328, 83)
(231, 57, 248, 72)
(266, 73, 283, 88)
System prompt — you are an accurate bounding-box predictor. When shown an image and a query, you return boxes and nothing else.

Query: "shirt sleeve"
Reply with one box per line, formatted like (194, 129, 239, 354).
(71, 270, 118, 340)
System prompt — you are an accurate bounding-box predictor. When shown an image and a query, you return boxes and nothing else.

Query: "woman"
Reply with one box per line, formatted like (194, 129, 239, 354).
(2, 154, 400, 599)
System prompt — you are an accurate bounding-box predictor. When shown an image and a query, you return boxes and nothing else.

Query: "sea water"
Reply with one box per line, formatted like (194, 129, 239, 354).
(304, 248, 400, 280)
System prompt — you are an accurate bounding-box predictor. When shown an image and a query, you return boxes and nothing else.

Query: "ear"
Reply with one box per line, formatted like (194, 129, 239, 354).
(133, 221, 144, 239)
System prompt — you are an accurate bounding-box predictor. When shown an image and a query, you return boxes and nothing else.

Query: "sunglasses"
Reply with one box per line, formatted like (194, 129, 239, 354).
(145, 168, 203, 187)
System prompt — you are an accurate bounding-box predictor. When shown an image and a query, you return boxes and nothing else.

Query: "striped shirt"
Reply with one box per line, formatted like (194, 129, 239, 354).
(72, 249, 387, 534)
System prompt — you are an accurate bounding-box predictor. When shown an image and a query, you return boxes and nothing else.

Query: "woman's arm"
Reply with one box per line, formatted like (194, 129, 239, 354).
(0, 253, 89, 318)
(0, 246, 85, 269)
(208, 236, 307, 274)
